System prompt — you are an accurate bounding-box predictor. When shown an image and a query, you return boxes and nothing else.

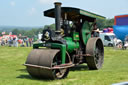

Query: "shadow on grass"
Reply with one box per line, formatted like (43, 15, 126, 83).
(17, 75, 52, 81)
(17, 69, 52, 81)
(17, 75, 32, 79)
(17, 69, 27, 72)
(70, 65, 89, 71)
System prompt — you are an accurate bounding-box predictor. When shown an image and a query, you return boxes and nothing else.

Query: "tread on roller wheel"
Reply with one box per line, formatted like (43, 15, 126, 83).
(86, 37, 104, 70)
(25, 49, 69, 79)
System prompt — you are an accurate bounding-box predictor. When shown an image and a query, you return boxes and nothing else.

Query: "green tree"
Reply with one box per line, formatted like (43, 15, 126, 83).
(50, 24, 55, 30)
(12, 29, 20, 35)
(44, 24, 55, 30)
(96, 19, 106, 30)
(104, 18, 114, 28)
(96, 18, 114, 29)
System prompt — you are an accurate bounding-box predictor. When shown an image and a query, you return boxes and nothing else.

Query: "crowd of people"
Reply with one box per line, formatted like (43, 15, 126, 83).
(0, 36, 33, 47)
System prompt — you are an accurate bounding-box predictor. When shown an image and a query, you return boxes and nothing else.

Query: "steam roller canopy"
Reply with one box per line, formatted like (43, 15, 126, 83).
(25, 49, 69, 79)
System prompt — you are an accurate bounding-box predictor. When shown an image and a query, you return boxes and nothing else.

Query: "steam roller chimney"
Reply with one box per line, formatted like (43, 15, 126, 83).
(54, 2, 62, 33)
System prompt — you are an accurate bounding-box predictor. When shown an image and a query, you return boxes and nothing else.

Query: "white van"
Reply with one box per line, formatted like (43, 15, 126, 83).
(99, 33, 115, 46)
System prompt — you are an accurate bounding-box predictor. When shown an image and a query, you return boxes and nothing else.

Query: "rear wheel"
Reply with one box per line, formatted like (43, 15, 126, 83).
(86, 37, 104, 70)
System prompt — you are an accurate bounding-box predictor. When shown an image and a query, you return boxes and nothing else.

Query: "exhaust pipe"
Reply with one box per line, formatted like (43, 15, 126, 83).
(54, 2, 62, 33)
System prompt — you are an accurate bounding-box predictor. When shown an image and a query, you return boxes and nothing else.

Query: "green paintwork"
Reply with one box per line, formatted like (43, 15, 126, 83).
(33, 43, 45, 48)
(80, 10, 105, 20)
(51, 43, 66, 64)
(32, 39, 79, 64)
(81, 21, 91, 45)
(72, 32, 79, 41)
(33, 42, 66, 64)
(64, 37, 79, 53)
(44, 7, 105, 21)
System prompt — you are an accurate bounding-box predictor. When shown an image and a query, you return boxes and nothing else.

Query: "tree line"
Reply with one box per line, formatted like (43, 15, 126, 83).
(0, 18, 114, 38)
(96, 18, 114, 29)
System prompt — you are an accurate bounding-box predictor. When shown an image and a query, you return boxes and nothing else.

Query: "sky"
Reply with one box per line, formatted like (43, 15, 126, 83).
(0, 0, 128, 27)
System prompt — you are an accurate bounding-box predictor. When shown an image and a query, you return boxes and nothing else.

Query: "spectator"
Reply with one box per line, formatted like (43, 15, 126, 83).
(13, 37, 18, 47)
(20, 39, 25, 47)
(8, 37, 13, 47)
(124, 35, 128, 48)
(1, 38, 5, 46)
(24, 37, 29, 47)
(29, 38, 32, 47)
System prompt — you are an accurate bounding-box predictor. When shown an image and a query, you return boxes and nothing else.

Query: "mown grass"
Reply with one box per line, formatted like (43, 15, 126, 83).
(0, 47, 128, 85)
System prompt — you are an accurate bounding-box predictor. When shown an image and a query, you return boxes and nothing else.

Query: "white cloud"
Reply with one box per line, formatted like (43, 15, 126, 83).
(10, 1, 15, 6)
(29, 8, 37, 15)
(39, 0, 58, 4)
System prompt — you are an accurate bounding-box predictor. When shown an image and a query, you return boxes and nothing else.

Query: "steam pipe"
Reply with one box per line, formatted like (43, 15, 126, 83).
(54, 2, 62, 32)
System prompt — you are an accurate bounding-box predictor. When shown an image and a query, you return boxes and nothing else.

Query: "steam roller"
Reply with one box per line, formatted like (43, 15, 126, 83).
(24, 2, 105, 79)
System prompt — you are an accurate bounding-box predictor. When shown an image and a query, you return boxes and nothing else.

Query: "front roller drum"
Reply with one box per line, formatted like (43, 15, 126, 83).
(25, 49, 69, 79)
(86, 37, 104, 70)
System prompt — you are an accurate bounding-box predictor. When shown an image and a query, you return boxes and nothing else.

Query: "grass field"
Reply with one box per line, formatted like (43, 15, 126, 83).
(0, 47, 128, 85)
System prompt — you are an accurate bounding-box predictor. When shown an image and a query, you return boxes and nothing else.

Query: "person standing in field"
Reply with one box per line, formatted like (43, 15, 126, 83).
(13, 37, 18, 47)
(24, 37, 29, 47)
(29, 38, 32, 47)
(8, 37, 13, 47)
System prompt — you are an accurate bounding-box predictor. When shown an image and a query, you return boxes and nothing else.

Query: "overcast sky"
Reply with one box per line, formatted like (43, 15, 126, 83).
(0, 0, 128, 27)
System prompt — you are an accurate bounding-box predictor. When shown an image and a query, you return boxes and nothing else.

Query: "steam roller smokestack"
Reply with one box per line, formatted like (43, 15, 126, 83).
(54, 2, 62, 33)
